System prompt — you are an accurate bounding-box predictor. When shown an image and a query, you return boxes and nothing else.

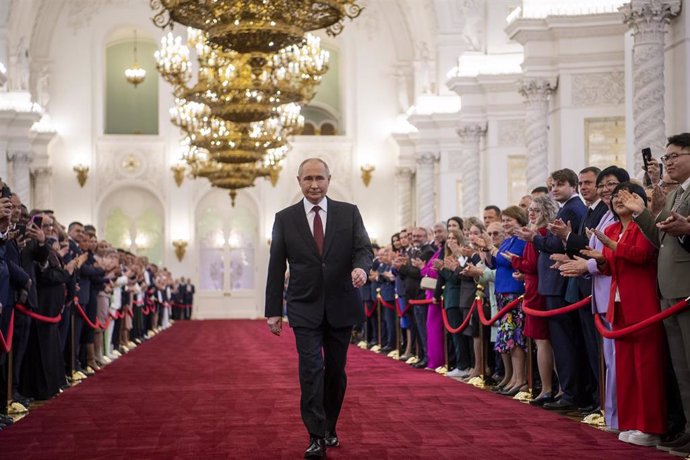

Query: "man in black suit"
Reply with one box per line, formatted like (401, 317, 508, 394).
(551, 166, 608, 412)
(518, 168, 587, 411)
(265, 158, 373, 459)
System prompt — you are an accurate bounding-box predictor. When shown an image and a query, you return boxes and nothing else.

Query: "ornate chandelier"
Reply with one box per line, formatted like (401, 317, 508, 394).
(125, 30, 147, 87)
(157, 28, 328, 123)
(150, 0, 363, 53)
(170, 99, 303, 164)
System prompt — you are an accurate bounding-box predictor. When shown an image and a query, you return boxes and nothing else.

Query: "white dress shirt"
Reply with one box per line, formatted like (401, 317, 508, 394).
(303, 197, 327, 236)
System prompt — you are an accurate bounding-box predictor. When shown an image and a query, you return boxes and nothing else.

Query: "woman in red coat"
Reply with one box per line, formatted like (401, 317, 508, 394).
(585, 182, 665, 447)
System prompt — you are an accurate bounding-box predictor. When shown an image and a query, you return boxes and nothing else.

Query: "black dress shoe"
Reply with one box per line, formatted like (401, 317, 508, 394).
(529, 394, 554, 407)
(325, 431, 340, 448)
(380, 346, 393, 353)
(304, 437, 326, 459)
(543, 399, 577, 411)
(578, 404, 600, 416)
(0, 414, 13, 426)
(412, 359, 428, 369)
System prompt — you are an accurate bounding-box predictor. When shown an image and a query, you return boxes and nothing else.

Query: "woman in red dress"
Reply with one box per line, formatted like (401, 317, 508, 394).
(505, 195, 559, 405)
(585, 182, 665, 447)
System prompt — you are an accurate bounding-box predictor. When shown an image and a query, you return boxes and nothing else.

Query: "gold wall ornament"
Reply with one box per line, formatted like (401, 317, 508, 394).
(171, 163, 186, 187)
(122, 154, 141, 173)
(268, 164, 281, 187)
(360, 164, 375, 187)
(125, 30, 147, 87)
(172, 239, 188, 261)
(150, 0, 363, 54)
(73, 164, 89, 187)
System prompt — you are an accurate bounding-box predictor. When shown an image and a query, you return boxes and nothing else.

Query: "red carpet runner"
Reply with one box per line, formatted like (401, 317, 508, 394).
(0, 320, 669, 459)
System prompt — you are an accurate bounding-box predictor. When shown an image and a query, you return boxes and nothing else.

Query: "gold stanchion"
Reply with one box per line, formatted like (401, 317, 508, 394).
(584, 331, 606, 427)
(468, 295, 487, 388)
(70, 308, 86, 383)
(370, 293, 382, 353)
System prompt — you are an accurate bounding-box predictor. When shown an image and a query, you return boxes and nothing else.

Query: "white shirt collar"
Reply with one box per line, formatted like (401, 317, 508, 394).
(589, 198, 602, 210)
(303, 196, 327, 215)
(680, 176, 690, 193)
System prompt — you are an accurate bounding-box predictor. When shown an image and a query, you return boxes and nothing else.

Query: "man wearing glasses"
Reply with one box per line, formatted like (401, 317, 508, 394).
(625, 133, 690, 454)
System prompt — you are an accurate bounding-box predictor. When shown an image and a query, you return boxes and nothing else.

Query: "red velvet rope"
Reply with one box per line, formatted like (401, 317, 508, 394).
(378, 295, 395, 311)
(594, 297, 690, 339)
(476, 295, 523, 326)
(364, 301, 376, 318)
(172, 302, 191, 309)
(396, 297, 412, 317)
(109, 310, 125, 320)
(74, 300, 107, 330)
(522, 296, 592, 318)
(441, 300, 477, 333)
(408, 298, 433, 306)
(15, 303, 61, 324)
(0, 309, 14, 353)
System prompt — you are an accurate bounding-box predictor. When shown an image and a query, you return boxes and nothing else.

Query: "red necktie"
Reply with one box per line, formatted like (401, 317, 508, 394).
(312, 205, 324, 255)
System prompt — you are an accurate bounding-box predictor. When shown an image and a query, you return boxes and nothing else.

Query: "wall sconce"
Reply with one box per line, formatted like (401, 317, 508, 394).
(73, 164, 89, 188)
(172, 239, 188, 262)
(268, 164, 282, 187)
(360, 164, 375, 187)
(171, 163, 186, 187)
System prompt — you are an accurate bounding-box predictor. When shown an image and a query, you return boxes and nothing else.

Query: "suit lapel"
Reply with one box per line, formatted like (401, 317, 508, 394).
(323, 197, 337, 257)
(291, 202, 320, 256)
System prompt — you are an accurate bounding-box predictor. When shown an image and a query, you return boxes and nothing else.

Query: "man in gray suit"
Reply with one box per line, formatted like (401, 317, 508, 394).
(623, 133, 690, 454)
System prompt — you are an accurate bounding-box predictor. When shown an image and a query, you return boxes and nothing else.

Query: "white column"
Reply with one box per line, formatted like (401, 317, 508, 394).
(456, 123, 485, 218)
(621, 0, 681, 171)
(31, 166, 52, 210)
(518, 78, 556, 192)
(395, 166, 414, 230)
(415, 152, 437, 228)
(9, 151, 32, 205)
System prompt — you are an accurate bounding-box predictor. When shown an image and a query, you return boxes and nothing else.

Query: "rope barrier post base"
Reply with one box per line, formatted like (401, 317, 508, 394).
(391, 300, 401, 360)
(469, 307, 488, 389)
(7, 346, 28, 417)
(69, 308, 87, 384)
(435, 326, 449, 375)
(526, 337, 534, 398)
(358, 302, 369, 350)
(370, 297, 382, 354)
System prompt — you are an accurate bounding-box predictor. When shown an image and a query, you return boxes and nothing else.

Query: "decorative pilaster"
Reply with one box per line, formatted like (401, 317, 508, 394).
(415, 152, 437, 228)
(31, 167, 52, 210)
(9, 151, 32, 205)
(621, 0, 681, 171)
(456, 123, 486, 218)
(395, 167, 414, 230)
(518, 78, 556, 192)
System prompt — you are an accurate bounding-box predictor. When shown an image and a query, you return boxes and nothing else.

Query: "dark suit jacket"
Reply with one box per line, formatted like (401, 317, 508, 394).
(265, 197, 373, 328)
(565, 199, 608, 295)
(533, 194, 587, 296)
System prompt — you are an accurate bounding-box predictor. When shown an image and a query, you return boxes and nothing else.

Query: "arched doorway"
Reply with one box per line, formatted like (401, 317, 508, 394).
(195, 189, 260, 318)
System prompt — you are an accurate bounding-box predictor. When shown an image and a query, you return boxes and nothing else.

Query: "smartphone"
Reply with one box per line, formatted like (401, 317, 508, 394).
(0, 185, 11, 199)
(30, 215, 43, 228)
(15, 223, 26, 237)
(642, 147, 652, 171)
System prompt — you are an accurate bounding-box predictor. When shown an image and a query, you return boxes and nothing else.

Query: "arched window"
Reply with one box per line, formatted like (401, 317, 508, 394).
(104, 28, 158, 135)
(302, 43, 341, 135)
(100, 187, 165, 264)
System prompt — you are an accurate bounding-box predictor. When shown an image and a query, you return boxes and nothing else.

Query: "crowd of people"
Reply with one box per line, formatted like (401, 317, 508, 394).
(359, 132, 690, 455)
(0, 181, 195, 430)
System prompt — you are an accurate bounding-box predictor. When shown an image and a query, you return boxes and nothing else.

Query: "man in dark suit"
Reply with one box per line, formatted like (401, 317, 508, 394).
(265, 158, 373, 459)
(551, 166, 608, 412)
(518, 168, 587, 411)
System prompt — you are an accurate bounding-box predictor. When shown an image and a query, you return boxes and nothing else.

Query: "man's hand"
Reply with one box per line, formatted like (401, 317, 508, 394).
(548, 219, 571, 241)
(559, 256, 589, 277)
(351, 268, 367, 288)
(432, 259, 443, 271)
(267, 316, 282, 336)
(410, 257, 425, 269)
(657, 211, 690, 236)
(549, 253, 570, 269)
(461, 263, 484, 278)
(26, 222, 46, 244)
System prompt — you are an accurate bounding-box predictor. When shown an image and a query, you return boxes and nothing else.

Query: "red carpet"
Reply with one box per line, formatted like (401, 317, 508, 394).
(0, 320, 670, 459)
